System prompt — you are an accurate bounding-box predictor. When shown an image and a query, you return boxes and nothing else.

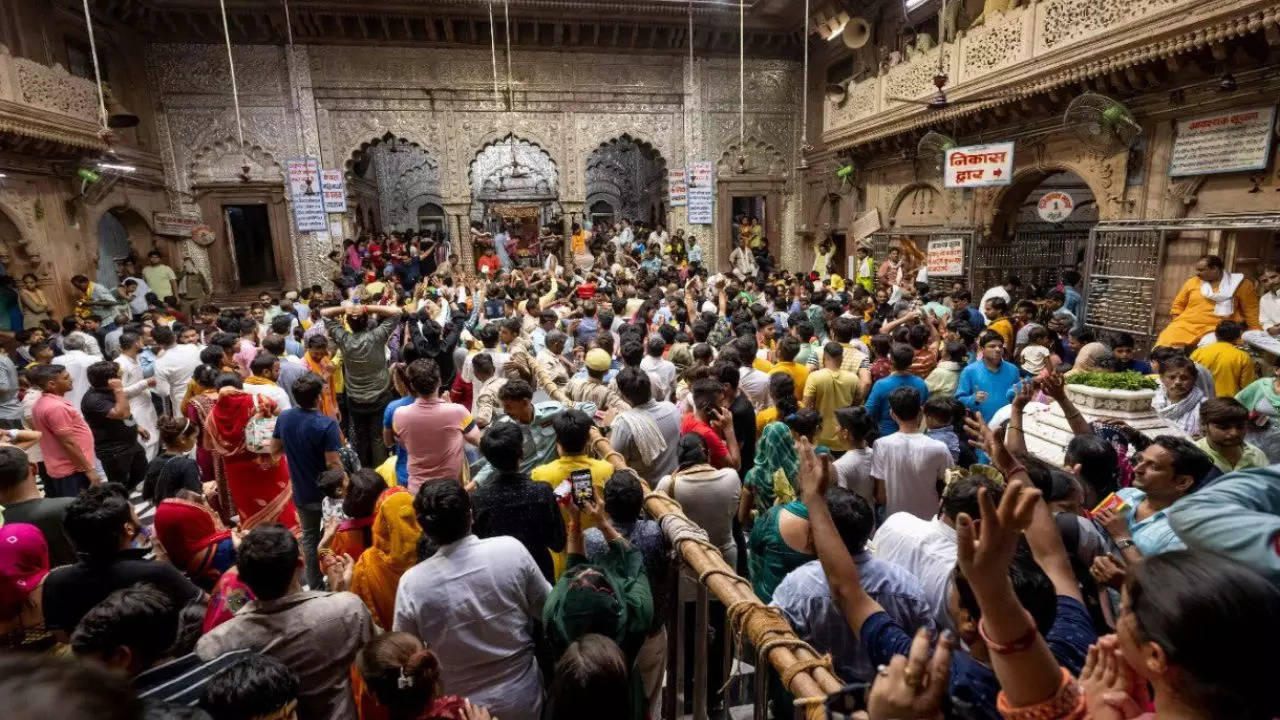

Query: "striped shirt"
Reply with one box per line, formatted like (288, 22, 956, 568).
(135, 649, 254, 706)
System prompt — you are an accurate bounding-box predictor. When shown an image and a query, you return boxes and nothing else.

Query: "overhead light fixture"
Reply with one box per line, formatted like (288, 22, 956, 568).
(97, 162, 136, 173)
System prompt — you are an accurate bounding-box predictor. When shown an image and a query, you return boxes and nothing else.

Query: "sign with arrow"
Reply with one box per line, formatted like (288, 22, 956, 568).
(944, 142, 1015, 188)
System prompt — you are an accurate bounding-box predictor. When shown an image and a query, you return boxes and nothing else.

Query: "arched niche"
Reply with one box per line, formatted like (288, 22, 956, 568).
(348, 132, 441, 233)
(889, 183, 947, 227)
(584, 134, 668, 226)
(469, 134, 559, 209)
(95, 206, 154, 288)
(988, 164, 1107, 241)
(188, 137, 284, 186)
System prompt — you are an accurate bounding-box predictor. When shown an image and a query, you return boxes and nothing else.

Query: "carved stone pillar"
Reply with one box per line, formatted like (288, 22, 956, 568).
(561, 201, 584, 267)
(443, 201, 473, 270)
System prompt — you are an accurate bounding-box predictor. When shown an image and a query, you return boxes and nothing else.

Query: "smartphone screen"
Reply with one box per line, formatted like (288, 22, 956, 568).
(570, 469, 594, 507)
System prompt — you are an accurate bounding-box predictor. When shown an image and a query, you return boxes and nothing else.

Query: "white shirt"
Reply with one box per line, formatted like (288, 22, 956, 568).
(154, 343, 204, 413)
(1261, 290, 1280, 330)
(244, 380, 292, 411)
(730, 247, 757, 277)
(394, 535, 551, 720)
(873, 513, 958, 632)
(67, 331, 102, 358)
(738, 366, 773, 412)
(51, 349, 96, 410)
(639, 355, 677, 402)
(124, 276, 151, 315)
(870, 431, 952, 521)
(115, 352, 159, 457)
(833, 446, 875, 505)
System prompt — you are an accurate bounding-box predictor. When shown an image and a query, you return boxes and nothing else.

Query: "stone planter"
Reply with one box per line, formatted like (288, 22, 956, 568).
(1063, 384, 1157, 418)
(1021, 384, 1186, 467)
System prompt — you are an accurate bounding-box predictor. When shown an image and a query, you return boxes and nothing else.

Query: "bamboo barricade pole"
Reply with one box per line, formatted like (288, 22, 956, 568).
(512, 349, 846, 718)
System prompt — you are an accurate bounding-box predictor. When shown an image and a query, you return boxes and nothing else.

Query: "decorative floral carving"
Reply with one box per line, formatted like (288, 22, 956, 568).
(14, 59, 98, 122)
(1038, 0, 1183, 52)
(187, 137, 284, 185)
(882, 46, 951, 107)
(960, 7, 1028, 78)
(716, 137, 786, 176)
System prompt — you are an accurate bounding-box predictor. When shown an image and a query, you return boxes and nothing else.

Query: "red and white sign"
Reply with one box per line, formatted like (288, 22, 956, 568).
(668, 168, 687, 207)
(1037, 191, 1074, 223)
(926, 236, 965, 277)
(320, 169, 347, 213)
(944, 141, 1015, 188)
(153, 211, 201, 237)
(1170, 106, 1276, 177)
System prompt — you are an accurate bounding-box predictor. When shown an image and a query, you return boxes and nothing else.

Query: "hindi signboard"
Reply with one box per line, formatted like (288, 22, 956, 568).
(286, 158, 326, 232)
(926, 236, 965, 277)
(944, 142, 1015, 188)
(687, 161, 715, 225)
(1169, 106, 1276, 177)
(1037, 191, 1074, 223)
(152, 211, 200, 238)
(320, 169, 347, 213)
(668, 168, 687, 207)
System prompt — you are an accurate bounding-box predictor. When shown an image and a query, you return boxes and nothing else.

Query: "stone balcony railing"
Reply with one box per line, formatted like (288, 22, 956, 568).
(822, 0, 1279, 149)
(0, 43, 110, 151)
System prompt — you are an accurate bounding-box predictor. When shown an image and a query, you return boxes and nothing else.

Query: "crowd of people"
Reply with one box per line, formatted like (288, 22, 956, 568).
(1, 222, 1278, 720)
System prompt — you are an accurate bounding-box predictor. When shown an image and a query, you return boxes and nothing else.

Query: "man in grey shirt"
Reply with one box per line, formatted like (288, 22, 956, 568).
(609, 367, 680, 484)
(0, 343, 23, 428)
(262, 334, 308, 408)
(319, 303, 400, 467)
(395, 481, 550, 720)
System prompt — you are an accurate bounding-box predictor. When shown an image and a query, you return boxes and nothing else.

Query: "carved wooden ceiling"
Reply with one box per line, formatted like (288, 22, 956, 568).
(74, 0, 807, 58)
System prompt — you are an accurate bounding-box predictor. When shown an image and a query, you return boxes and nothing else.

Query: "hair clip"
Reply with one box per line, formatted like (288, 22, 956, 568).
(397, 667, 414, 689)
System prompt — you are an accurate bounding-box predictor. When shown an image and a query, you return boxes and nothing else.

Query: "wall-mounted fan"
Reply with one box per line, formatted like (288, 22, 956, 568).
(917, 131, 957, 179)
(1063, 92, 1142, 155)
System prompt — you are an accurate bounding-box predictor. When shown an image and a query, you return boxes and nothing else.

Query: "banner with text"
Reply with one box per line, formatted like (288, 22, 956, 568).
(944, 142, 1015, 188)
(286, 158, 327, 232)
(1170, 106, 1276, 177)
(153, 212, 201, 238)
(687, 161, 715, 224)
(668, 168, 687, 207)
(926, 236, 966, 277)
(320, 169, 348, 213)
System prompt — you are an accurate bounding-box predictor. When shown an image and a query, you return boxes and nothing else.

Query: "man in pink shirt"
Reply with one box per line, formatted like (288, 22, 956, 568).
(393, 358, 481, 492)
(233, 318, 259, 379)
(29, 364, 99, 497)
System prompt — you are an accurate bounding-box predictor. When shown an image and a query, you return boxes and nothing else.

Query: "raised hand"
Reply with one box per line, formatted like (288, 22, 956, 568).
(955, 479, 1042, 590)
(1079, 636, 1147, 720)
(866, 627, 955, 720)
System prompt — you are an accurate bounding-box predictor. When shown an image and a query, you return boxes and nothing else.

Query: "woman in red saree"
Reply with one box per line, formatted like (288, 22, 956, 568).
(204, 376, 299, 532)
(154, 492, 235, 590)
(183, 364, 227, 517)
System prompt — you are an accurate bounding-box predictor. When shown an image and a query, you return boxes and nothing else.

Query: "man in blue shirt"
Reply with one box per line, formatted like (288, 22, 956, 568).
(1062, 269, 1085, 332)
(864, 344, 930, 436)
(949, 289, 986, 331)
(956, 331, 1020, 421)
(1168, 465, 1280, 585)
(772, 487, 934, 683)
(382, 364, 414, 488)
(270, 372, 343, 589)
(1093, 437, 1213, 565)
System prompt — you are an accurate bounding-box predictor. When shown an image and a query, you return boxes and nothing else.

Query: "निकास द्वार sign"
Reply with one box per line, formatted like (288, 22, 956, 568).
(1036, 191, 1074, 223)
(926, 236, 965, 277)
(944, 142, 1015, 188)
(1169, 106, 1276, 177)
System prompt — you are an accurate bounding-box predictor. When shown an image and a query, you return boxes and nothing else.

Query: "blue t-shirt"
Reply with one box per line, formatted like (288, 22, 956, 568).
(955, 360, 1021, 422)
(272, 408, 342, 504)
(864, 373, 930, 436)
(382, 395, 415, 487)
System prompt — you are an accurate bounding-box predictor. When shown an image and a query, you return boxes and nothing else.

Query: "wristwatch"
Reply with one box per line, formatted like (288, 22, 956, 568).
(1115, 538, 1136, 551)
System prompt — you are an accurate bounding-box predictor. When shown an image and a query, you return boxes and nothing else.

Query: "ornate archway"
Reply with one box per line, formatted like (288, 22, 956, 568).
(188, 136, 284, 186)
(584, 134, 668, 226)
(469, 134, 559, 210)
(347, 132, 441, 233)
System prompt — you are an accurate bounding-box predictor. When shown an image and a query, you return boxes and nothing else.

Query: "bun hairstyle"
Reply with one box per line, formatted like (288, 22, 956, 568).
(157, 416, 198, 446)
(356, 632, 442, 719)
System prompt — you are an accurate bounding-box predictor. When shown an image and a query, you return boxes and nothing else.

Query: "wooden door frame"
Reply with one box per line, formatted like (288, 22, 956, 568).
(193, 183, 296, 291)
(716, 175, 785, 265)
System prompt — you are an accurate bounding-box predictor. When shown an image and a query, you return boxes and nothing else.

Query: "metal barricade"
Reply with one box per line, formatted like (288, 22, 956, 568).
(971, 223, 1090, 293)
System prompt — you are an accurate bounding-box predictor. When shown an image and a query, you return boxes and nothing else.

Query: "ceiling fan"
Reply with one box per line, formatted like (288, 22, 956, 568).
(885, 0, 1003, 110)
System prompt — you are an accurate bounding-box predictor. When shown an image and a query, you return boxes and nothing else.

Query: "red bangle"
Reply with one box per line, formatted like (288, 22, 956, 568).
(978, 616, 1038, 655)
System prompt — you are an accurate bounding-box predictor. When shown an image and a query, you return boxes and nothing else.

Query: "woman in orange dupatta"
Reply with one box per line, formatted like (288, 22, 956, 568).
(348, 488, 420, 629)
(204, 375, 299, 532)
(304, 337, 340, 420)
(154, 492, 235, 591)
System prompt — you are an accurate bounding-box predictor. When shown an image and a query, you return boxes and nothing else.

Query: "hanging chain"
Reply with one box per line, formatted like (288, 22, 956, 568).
(738, 0, 745, 148)
(79, 0, 109, 132)
(488, 2, 501, 105)
(503, 0, 514, 111)
(217, 0, 246, 148)
(282, 0, 294, 45)
(686, 0, 693, 168)
(800, 0, 810, 153)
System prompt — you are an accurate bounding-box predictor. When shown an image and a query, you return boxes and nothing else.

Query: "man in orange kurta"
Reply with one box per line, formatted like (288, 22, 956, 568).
(1155, 255, 1259, 348)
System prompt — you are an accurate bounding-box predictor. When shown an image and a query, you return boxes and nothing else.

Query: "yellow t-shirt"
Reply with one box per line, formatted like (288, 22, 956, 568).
(770, 361, 810, 402)
(803, 368, 860, 451)
(531, 454, 616, 578)
(1190, 341, 1257, 398)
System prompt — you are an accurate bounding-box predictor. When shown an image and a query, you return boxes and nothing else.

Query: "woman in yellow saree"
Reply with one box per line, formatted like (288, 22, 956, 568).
(349, 488, 421, 629)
